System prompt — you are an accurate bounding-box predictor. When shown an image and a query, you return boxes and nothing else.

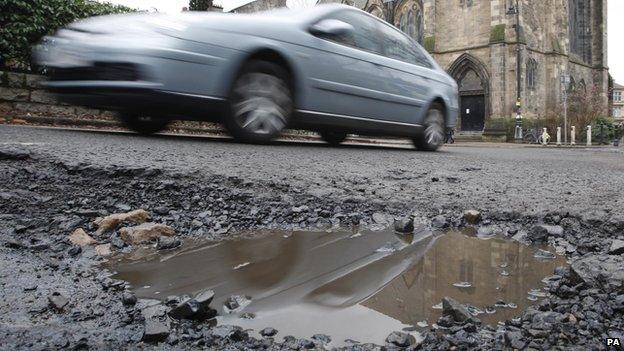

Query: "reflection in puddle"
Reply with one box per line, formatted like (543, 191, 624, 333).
(111, 228, 566, 346)
(362, 231, 566, 327)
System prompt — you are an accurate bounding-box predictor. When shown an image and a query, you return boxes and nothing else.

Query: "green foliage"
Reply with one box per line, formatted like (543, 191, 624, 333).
(189, 0, 212, 11)
(486, 116, 553, 142)
(423, 36, 435, 53)
(0, 0, 135, 71)
(489, 24, 506, 44)
(592, 117, 619, 144)
(485, 117, 514, 141)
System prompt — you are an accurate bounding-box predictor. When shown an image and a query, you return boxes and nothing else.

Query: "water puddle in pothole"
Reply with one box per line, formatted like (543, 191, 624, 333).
(110, 227, 567, 346)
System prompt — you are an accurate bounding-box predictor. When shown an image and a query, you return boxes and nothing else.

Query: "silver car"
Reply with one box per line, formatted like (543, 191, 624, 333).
(34, 4, 458, 151)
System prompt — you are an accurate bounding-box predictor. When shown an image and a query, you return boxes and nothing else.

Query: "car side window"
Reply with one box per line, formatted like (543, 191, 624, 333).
(313, 11, 382, 54)
(378, 23, 431, 68)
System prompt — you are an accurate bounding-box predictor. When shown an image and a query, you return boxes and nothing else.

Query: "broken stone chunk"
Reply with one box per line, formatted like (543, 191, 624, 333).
(609, 239, 624, 255)
(311, 334, 331, 345)
(372, 212, 388, 224)
(94, 209, 150, 235)
(463, 210, 482, 224)
(119, 223, 174, 245)
(168, 289, 216, 321)
(442, 297, 478, 324)
(431, 215, 448, 229)
(95, 243, 112, 256)
(210, 325, 247, 341)
(142, 320, 170, 343)
(223, 295, 252, 314)
(527, 225, 549, 243)
(122, 292, 137, 306)
(386, 331, 416, 347)
(260, 327, 278, 337)
(0, 147, 30, 160)
(67, 246, 82, 257)
(528, 224, 564, 243)
(68, 228, 97, 246)
(48, 292, 69, 311)
(570, 255, 624, 293)
(156, 236, 181, 251)
(393, 217, 414, 233)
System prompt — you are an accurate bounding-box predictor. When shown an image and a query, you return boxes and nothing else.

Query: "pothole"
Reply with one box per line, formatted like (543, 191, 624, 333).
(110, 226, 567, 346)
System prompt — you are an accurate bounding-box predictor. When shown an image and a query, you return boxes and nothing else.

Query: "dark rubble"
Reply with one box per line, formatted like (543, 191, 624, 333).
(0, 139, 623, 350)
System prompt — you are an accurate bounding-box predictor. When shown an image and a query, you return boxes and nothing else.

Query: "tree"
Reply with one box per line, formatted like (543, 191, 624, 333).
(189, 0, 213, 11)
(0, 0, 135, 71)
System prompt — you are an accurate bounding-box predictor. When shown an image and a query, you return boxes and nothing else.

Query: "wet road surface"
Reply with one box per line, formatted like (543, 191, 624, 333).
(2, 124, 623, 219)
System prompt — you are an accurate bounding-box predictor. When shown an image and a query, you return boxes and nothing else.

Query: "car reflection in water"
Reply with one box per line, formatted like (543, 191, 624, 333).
(111, 227, 565, 345)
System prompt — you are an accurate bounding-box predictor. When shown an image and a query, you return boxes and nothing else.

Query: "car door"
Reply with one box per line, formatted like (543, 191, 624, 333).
(373, 22, 435, 125)
(302, 10, 399, 122)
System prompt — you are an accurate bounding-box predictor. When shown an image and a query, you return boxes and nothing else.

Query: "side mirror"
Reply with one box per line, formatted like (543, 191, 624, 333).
(310, 19, 354, 37)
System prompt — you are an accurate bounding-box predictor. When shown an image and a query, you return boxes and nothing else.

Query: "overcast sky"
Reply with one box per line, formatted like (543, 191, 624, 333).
(102, 0, 624, 84)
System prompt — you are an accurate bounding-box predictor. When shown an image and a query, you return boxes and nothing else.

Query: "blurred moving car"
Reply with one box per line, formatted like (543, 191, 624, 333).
(34, 4, 458, 151)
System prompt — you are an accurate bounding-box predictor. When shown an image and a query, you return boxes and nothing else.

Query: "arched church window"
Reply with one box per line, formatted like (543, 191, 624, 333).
(407, 10, 414, 38)
(569, 0, 592, 63)
(397, 4, 423, 44)
(399, 13, 406, 35)
(415, 10, 423, 43)
(578, 79, 587, 93)
(526, 58, 537, 90)
(568, 77, 577, 93)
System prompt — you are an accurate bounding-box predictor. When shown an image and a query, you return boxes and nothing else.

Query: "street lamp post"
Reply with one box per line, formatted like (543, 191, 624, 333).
(507, 0, 521, 105)
(561, 74, 570, 144)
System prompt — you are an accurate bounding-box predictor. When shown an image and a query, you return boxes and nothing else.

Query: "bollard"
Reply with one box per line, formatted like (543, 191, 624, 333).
(556, 127, 562, 146)
(541, 128, 550, 146)
(571, 126, 576, 145)
(514, 125, 523, 142)
(587, 125, 592, 146)
(514, 113, 523, 143)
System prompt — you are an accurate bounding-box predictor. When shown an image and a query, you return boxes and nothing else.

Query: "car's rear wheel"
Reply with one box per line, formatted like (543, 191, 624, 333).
(120, 113, 169, 135)
(413, 104, 445, 151)
(320, 130, 347, 146)
(226, 60, 293, 143)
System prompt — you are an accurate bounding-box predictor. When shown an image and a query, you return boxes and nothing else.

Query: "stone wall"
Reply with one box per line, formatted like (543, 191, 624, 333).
(230, 0, 286, 13)
(0, 70, 116, 124)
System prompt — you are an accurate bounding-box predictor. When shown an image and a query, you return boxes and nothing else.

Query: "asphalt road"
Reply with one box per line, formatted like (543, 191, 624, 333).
(2, 125, 623, 218)
(2, 124, 624, 350)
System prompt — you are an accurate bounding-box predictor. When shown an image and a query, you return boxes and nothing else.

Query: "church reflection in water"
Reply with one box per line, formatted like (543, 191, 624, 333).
(363, 231, 567, 326)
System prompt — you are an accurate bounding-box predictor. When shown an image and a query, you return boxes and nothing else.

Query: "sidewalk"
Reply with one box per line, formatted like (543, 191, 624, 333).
(1, 117, 620, 150)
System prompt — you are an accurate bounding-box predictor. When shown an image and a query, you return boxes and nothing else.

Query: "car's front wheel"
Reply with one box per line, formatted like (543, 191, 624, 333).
(413, 104, 446, 151)
(120, 113, 170, 135)
(226, 60, 293, 143)
(320, 130, 347, 146)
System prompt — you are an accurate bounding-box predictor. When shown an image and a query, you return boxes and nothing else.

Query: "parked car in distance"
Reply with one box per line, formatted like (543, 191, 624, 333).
(34, 4, 458, 151)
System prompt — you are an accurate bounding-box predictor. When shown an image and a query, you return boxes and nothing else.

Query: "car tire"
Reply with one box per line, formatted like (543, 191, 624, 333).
(320, 130, 347, 146)
(413, 103, 446, 151)
(226, 60, 293, 143)
(120, 113, 169, 135)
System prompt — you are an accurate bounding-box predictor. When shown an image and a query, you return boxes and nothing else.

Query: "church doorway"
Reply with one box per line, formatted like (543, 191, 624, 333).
(460, 95, 485, 131)
(447, 54, 490, 132)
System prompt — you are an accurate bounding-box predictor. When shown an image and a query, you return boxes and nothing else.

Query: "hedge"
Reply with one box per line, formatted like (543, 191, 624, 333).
(0, 0, 135, 71)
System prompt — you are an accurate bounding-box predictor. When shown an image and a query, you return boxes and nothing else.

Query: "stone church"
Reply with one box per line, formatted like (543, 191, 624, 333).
(231, 0, 609, 133)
